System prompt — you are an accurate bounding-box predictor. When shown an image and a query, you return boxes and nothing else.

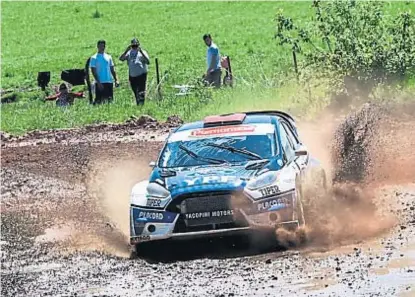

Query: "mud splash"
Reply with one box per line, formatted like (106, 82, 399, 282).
(299, 182, 397, 250)
(87, 159, 151, 237)
(276, 101, 415, 250)
(60, 157, 155, 257)
(0, 141, 161, 259)
(35, 199, 132, 258)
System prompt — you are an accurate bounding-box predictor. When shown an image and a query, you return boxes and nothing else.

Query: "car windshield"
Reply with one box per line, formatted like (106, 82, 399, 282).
(158, 133, 277, 168)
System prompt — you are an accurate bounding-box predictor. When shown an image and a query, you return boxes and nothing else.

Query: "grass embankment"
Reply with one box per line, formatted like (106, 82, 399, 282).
(1, 1, 413, 135)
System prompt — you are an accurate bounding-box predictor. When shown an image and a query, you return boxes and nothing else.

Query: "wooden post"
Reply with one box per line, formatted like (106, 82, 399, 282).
(155, 58, 161, 99)
(292, 50, 299, 82)
(84, 57, 93, 104)
(227, 56, 233, 87)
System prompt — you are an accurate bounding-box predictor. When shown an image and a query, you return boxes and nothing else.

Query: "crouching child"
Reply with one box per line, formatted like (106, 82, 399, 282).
(45, 83, 84, 107)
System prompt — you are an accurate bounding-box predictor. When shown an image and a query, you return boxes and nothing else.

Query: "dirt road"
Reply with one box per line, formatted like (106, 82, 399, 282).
(1, 108, 414, 297)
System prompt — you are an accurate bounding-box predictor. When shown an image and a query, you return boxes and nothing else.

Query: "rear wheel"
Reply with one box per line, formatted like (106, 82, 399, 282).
(294, 177, 306, 228)
(296, 168, 328, 225)
(294, 168, 327, 223)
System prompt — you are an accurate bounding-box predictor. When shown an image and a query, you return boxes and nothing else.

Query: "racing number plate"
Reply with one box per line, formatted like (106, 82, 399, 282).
(131, 235, 151, 244)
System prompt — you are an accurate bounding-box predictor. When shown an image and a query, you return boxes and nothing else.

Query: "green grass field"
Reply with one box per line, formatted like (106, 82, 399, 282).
(1, 1, 413, 134)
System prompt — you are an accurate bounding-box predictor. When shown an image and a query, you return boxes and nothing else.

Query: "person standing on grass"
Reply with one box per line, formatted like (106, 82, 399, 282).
(119, 38, 150, 105)
(89, 40, 119, 105)
(202, 33, 222, 88)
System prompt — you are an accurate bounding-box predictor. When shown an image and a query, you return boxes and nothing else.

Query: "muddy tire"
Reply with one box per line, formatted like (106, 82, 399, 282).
(296, 167, 327, 226)
(294, 175, 306, 228)
(129, 247, 138, 260)
(230, 234, 252, 250)
(295, 184, 306, 227)
(246, 230, 278, 253)
(129, 243, 150, 259)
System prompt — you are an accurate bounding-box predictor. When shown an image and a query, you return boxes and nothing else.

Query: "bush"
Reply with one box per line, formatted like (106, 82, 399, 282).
(275, 0, 415, 100)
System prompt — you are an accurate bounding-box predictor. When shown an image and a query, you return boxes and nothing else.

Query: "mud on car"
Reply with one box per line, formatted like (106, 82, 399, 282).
(129, 111, 326, 255)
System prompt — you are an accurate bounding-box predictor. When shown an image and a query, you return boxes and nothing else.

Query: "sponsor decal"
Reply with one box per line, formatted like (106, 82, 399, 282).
(185, 209, 234, 219)
(189, 125, 255, 137)
(259, 185, 280, 197)
(189, 167, 236, 175)
(146, 198, 162, 207)
(182, 175, 240, 187)
(131, 235, 151, 243)
(257, 197, 290, 211)
(212, 210, 234, 217)
(137, 211, 164, 221)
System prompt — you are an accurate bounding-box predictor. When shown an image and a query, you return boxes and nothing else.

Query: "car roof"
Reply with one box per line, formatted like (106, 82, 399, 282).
(175, 114, 278, 132)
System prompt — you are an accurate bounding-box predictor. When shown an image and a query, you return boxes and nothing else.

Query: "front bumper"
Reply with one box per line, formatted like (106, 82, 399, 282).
(130, 189, 297, 245)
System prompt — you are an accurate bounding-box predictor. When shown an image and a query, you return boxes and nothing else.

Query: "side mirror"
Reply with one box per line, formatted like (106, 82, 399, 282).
(149, 161, 156, 168)
(295, 145, 308, 156)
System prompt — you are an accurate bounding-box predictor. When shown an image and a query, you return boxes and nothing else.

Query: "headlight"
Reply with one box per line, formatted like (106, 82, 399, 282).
(142, 182, 171, 208)
(130, 181, 172, 209)
(146, 182, 170, 199)
(246, 171, 278, 190)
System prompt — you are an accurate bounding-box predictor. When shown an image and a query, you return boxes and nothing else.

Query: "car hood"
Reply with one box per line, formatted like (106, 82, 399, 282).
(153, 164, 262, 198)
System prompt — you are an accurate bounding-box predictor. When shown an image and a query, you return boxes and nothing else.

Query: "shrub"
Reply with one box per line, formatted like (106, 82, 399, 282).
(275, 0, 415, 101)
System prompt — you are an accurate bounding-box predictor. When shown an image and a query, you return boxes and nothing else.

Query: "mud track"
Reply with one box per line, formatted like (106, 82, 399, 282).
(1, 109, 415, 297)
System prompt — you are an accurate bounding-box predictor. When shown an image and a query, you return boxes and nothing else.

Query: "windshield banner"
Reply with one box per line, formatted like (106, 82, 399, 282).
(168, 124, 275, 142)
(190, 125, 255, 137)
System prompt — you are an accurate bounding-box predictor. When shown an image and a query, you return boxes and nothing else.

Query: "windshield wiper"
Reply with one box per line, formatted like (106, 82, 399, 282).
(205, 143, 262, 160)
(245, 159, 270, 170)
(178, 144, 227, 165)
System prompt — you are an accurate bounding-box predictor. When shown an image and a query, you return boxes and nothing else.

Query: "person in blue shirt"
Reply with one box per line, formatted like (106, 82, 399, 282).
(89, 40, 119, 104)
(202, 34, 222, 88)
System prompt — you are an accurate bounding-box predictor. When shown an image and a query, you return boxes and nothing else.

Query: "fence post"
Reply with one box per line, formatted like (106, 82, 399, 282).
(155, 58, 161, 99)
(292, 50, 299, 82)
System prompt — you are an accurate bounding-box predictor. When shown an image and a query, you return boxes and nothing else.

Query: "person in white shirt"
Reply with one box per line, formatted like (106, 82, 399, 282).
(89, 40, 119, 104)
(119, 38, 150, 105)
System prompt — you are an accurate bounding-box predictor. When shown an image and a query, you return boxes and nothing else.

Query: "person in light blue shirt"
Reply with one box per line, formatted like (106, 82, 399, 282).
(203, 33, 222, 88)
(89, 40, 119, 104)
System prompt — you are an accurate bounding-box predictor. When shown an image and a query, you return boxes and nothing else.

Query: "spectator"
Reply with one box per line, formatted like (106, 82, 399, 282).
(45, 83, 84, 107)
(202, 33, 222, 88)
(119, 38, 150, 105)
(89, 40, 119, 104)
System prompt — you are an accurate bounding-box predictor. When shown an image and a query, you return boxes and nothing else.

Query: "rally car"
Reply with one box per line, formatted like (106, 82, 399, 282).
(129, 111, 326, 254)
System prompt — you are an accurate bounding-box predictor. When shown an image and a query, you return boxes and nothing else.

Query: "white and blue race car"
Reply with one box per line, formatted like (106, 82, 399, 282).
(130, 111, 326, 254)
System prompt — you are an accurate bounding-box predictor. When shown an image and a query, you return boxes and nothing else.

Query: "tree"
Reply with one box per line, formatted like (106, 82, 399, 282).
(276, 0, 415, 100)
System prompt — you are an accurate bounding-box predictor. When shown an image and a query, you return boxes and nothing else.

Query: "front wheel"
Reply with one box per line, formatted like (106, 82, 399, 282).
(129, 242, 152, 259)
(129, 245, 138, 259)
